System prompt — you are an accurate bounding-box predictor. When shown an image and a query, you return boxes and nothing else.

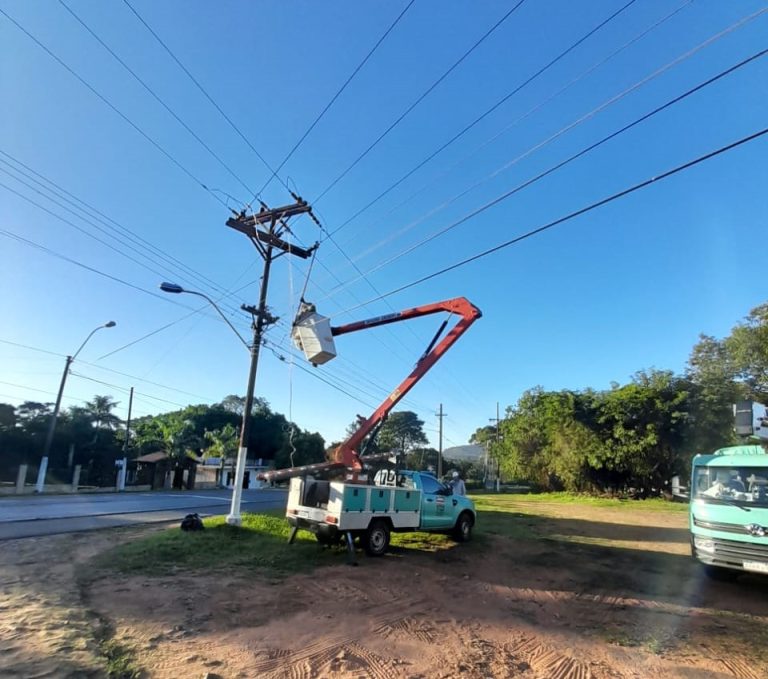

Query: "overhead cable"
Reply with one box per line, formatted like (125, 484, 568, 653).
(255, 0, 417, 199)
(0, 149, 234, 298)
(345, 126, 768, 310)
(320, 42, 768, 301)
(0, 6, 227, 207)
(313, 0, 530, 204)
(58, 0, 255, 199)
(323, 0, 638, 222)
(120, 0, 285, 201)
(336, 0, 693, 244)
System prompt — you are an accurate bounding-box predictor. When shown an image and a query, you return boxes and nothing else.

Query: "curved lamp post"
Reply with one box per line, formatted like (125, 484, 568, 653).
(160, 282, 256, 526)
(37, 320, 117, 492)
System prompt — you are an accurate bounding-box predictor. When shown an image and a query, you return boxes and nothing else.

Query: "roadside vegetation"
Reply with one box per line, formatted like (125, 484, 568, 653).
(471, 301, 768, 496)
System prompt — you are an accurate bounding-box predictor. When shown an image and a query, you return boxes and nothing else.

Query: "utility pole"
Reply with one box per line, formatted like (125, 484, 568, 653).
(117, 386, 134, 491)
(436, 403, 446, 479)
(489, 401, 501, 492)
(224, 196, 318, 525)
(122, 387, 134, 459)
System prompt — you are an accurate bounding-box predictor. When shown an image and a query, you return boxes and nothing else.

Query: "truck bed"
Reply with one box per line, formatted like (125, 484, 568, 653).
(287, 477, 422, 532)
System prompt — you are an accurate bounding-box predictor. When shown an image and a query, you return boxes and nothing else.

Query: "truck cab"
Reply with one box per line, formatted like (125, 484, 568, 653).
(286, 470, 476, 557)
(690, 445, 768, 579)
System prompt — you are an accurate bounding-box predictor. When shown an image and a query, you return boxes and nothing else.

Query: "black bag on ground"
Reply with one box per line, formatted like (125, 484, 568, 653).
(180, 513, 204, 531)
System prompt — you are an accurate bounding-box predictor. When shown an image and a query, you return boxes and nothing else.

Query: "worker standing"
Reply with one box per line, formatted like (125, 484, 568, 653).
(450, 471, 467, 496)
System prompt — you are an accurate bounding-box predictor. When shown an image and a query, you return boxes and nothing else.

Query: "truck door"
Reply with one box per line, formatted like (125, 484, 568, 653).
(418, 473, 454, 530)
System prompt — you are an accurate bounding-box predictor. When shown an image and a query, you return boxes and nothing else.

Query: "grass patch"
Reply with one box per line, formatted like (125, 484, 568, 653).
(391, 530, 453, 551)
(470, 492, 687, 512)
(95, 511, 463, 577)
(99, 639, 141, 679)
(94, 511, 340, 577)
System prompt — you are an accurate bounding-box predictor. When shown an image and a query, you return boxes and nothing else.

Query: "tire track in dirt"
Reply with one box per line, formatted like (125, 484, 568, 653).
(251, 607, 425, 678)
(374, 614, 436, 643)
(509, 636, 592, 679)
(718, 658, 763, 679)
(254, 638, 398, 679)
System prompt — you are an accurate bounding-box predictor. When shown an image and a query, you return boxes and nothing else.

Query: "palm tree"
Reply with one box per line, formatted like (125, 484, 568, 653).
(203, 423, 239, 461)
(83, 395, 122, 430)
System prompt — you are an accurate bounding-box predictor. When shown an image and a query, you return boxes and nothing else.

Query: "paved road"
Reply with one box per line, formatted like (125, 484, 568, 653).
(0, 488, 288, 540)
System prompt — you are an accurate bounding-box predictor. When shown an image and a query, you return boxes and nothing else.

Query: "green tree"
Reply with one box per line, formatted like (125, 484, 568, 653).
(589, 370, 690, 492)
(726, 302, 768, 402)
(686, 334, 742, 453)
(274, 426, 326, 469)
(16, 401, 52, 435)
(378, 411, 428, 455)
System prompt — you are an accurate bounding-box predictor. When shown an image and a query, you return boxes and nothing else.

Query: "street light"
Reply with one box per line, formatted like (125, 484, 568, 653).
(160, 282, 249, 348)
(37, 320, 117, 492)
(160, 282, 257, 526)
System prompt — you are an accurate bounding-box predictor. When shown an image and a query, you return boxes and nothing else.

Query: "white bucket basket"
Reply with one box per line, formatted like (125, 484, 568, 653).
(292, 311, 337, 365)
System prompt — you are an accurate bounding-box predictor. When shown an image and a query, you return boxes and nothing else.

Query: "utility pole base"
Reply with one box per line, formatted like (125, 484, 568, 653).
(225, 514, 242, 527)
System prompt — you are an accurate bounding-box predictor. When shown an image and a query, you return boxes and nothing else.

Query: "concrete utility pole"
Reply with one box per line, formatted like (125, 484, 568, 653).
(489, 401, 501, 491)
(436, 403, 446, 479)
(224, 197, 318, 525)
(118, 386, 134, 491)
(37, 321, 116, 493)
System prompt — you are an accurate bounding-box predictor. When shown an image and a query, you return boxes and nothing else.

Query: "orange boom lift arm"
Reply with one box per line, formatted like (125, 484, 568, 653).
(261, 297, 481, 482)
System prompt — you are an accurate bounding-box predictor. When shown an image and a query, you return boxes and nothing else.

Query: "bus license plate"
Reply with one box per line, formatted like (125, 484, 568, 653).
(743, 560, 768, 573)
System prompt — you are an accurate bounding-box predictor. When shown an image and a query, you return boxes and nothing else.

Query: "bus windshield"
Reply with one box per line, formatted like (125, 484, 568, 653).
(693, 466, 768, 508)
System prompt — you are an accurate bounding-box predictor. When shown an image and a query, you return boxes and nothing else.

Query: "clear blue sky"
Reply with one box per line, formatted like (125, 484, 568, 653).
(1, 0, 766, 452)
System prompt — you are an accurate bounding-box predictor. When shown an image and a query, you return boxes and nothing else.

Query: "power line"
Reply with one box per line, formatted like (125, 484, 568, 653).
(0, 174, 188, 284)
(119, 0, 284, 201)
(333, 0, 691, 244)
(0, 227, 179, 303)
(0, 338, 64, 358)
(348, 126, 768, 309)
(262, 340, 379, 411)
(0, 149, 235, 298)
(255, 0, 416, 199)
(0, 183, 254, 333)
(58, 0, 254, 200)
(0, 337, 215, 402)
(313, 0, 529, 204)
(69, 371, 190, 409)
(0, 227, 226, 316)
(321, 42, 768, 302)
(0, 6, 227, 208)
(326, 0, 640, 233)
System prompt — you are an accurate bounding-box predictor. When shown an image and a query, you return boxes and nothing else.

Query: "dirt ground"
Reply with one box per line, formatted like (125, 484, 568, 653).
(2, 501, 768, 679)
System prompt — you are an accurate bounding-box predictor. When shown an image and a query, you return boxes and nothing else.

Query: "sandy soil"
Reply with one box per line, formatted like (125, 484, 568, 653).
(2, 502, 768, 679)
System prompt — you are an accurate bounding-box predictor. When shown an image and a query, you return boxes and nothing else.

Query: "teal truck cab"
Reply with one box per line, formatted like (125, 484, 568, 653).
(286, 470, 476, 556)
(690, 445, 768, 578)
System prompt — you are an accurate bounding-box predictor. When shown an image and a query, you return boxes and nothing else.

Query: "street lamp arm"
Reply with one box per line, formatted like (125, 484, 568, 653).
(72, 321, 117, 360)
(185, 290, 250, 349)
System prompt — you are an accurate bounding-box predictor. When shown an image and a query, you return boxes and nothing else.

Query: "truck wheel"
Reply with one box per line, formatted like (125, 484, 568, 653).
(364, 520, 390, 556)
(452, 512, 473, 542)
(703, 565, 738, 581)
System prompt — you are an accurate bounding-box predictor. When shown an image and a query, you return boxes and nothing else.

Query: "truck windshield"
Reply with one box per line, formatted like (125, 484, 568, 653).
(693, 466, 768, 508)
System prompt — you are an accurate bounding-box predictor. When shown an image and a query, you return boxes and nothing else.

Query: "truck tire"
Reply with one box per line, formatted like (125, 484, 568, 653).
(452, 511, 473, 542)
(364, 519, 390, 557)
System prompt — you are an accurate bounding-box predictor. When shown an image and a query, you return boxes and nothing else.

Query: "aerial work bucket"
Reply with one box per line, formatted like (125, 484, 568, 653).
(292, 302, 337, 365)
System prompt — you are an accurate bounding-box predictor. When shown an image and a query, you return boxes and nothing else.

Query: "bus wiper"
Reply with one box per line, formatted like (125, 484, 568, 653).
(718, 496, 751, 512)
